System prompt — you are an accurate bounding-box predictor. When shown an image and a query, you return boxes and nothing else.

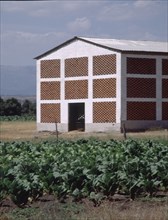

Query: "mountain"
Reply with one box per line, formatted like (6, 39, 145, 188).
(0, 65, 36, 96)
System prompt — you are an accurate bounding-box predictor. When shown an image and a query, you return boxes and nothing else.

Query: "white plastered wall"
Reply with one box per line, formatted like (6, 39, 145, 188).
(36, 39, 122, 132)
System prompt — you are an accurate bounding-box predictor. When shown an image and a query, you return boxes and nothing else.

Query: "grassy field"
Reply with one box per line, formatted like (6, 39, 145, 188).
(0, 121, 37, 141)
(0, 121, 168, 141)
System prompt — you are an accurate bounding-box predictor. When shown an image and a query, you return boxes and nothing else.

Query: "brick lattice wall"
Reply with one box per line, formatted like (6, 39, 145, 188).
(127, 58, 156, 74)
(41, 59, 60, 78)
(162, 102, 168, 120)
(127, 102, 156, 120)
(41, 103, 60, 123)
(65, 80, 88, 99)
(93, 54, 116, 75)
(93, 102, 116, 123)
(162, 59, 168, 75)
(127, 78, 156, 98)
(93, 78, 116, 98)
(162, 79, 168, 98)
(65, 57, 88, 77)
(41, 82, 60, 100)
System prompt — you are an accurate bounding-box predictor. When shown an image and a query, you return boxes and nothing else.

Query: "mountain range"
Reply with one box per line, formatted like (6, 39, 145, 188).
(0, 65, 36, 97)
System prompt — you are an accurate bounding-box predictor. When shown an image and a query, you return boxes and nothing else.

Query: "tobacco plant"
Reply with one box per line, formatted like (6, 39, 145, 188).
(0, 139, 168, 206)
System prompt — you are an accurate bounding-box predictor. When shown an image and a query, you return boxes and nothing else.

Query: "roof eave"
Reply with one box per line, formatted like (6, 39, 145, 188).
(122, 50, 168, 55)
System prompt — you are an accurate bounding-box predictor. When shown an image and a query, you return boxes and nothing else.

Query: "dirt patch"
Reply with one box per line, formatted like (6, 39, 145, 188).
(36, 129, 168, 143)
(1, 193, 168, 220)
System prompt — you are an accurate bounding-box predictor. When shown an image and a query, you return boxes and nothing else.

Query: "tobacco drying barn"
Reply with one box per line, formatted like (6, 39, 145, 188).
(35, 36, 168, 132)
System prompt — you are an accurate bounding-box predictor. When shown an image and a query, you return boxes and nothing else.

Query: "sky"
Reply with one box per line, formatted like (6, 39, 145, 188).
(1, 0, 168, 66)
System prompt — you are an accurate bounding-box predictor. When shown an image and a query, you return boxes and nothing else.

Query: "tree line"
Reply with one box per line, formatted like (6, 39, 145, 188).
(0, 97, 36, 116)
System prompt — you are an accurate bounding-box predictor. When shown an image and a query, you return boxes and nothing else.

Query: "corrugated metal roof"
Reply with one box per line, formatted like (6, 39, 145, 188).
(35, 36, 168, 59)
(80, 37, 168, 53)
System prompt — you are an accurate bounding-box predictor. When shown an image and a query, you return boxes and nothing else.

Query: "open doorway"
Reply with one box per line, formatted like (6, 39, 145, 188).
(68, 103, 85, 131)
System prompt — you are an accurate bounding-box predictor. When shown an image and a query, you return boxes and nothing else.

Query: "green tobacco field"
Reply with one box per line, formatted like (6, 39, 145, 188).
(0, 138, 168, 220)
(0, 121, 168, 219)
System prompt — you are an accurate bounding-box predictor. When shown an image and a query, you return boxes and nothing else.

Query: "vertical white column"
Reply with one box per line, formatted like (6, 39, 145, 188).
(36, 60, 41, 124)
(86, 55, 93, 124)
(60, 58, 65, 101)
(156, 57, 162, 120)
(120, 54, 127, 121)
(60, 58, 68, 124)
(116, 53, 121, 124)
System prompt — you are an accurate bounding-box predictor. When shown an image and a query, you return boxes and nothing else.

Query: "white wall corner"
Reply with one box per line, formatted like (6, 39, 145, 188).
(116, 53, 122, 124)
(36, 60, 41, 123)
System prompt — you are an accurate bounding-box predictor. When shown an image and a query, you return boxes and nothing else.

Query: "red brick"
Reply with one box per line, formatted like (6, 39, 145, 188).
(65, 57, 88, 77)
(93, 78, 116, 98)
(41, 59, 60, 78)
(93, 54, 116, 75)
(127, 58, 156, 74)
(65, 80, 88, 99)
(41, 104, 60, 123)
(93, 102, 116, 123)
(41, 82, 60, 100)
(127, 78, 156, 98)
(162, 79, 168, 98)
(162, 59, 168, 75)
(127, 102, 156, 120)
(162, 102, 168, 120)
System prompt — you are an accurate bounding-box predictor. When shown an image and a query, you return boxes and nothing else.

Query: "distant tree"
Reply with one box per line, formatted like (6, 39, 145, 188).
(29, 101, 36, 115)
(22, 99, 36, 115)
(22, 99, 31, 115)
(4, 98, 22, 116)
(0, 97, 5, 116)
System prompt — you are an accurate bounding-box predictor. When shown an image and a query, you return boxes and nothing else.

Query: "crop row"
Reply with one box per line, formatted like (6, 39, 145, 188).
(0, 115, 36, 121)
(0, 139, 168, 206)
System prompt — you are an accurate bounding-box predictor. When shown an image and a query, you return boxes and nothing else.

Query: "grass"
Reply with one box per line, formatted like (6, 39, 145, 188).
(0, 121, 168, 142)
(0, 121, 37, 141)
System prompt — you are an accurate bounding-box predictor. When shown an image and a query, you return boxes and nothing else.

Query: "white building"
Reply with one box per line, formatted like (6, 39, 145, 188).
(35, 36, 168, 132)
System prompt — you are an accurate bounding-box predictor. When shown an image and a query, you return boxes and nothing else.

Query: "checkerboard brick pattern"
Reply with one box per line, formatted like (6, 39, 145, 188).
(93, 78, 116, 98)
(41, 59, 60, 78)
(127, 58, 156, 74)
(127, 78, 156, 98)
(127, 102, 156, 120)
(65, 57, 88, 77)
(93, 54, 116, 75)
(41, 82, 60, 100)
(41, 103, 60, 123)
(93, 102, 116, 123)
(65, 80, 88, 99)
(162, 102, 168, 120)
(162, 79, 168, 98)
(162, 59, 168, 75)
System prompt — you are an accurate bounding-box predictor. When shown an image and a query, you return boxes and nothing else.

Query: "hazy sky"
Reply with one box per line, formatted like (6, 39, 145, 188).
(1, 0, 168, 66)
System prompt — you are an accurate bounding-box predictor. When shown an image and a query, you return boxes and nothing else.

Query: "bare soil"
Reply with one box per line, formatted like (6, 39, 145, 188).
(1, 193, 168, 220)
